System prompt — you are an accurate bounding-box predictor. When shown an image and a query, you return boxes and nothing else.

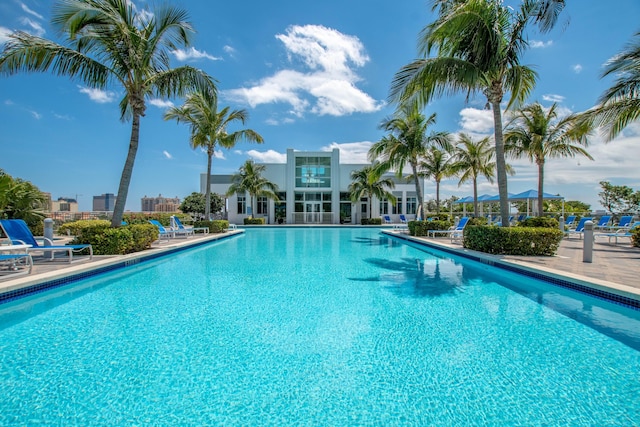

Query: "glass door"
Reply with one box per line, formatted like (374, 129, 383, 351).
(305, 201, 321, 224)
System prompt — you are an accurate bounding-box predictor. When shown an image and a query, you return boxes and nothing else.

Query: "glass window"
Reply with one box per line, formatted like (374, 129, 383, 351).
(392, 197, 402, 215)
(406, 197, 417, 215)
(340, 192, 351, 202)
(257, 197, 267, 215)
(237, 195, 246, 214)
(295, 156, 331, 188)
(379, 198, 390, 215)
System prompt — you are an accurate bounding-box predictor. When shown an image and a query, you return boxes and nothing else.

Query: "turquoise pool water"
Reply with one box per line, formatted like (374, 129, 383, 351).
(1, 228, 639, 426)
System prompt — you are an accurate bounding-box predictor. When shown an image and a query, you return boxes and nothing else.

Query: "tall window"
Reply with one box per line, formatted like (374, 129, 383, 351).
(392, 197, 402, 215)
(257, 197, 267, 215)
(379, 198, 390, 215)
(406, 196, 417, 215)
(237, 195, 246, 214)
(295, 156, 331, 188)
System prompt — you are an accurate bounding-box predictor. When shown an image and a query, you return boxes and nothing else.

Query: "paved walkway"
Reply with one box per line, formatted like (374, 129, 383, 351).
(2, 228, 639, 303)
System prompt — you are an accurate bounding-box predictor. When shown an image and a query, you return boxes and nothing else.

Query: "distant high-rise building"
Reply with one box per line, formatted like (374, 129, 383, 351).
(51, 197, 78, 212)
(141, 194, 181, 212)
(93, 193, 116, 211)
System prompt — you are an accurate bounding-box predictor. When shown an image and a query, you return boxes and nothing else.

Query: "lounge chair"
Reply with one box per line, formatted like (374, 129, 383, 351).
(399, 214, 408, 224)
(148, 220, 175, 241)
(563, 215, 576, 228)
(170, 216, 206, 236)
(607, 215, 633, 229)
(0, 250, 33, 276)
(428, 217, 470, 240)
(594, 215, 612, 230)
(565, 217, 592, 239)
(383, 215, 392, 224)
(0, 219, 93, 263)
(595, 221, 640, 244)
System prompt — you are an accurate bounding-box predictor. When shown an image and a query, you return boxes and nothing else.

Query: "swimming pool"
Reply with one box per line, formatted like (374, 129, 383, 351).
(1, 227, 638, 425)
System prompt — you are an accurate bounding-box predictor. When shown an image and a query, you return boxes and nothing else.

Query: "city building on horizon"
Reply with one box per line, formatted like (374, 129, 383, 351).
(51, 197, 78, 212)
(141, 194, 181, 212)
(93, 193, 116, 212)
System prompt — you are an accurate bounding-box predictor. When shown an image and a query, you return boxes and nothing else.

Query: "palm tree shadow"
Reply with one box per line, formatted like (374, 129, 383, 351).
(349, 257, 463, 298)
(350, 236, 402, 248)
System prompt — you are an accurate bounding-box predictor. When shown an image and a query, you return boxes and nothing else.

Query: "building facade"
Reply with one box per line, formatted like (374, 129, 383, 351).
(51, 197, 78, 212)
(93, 193, 116, 211)
(202, 149, 423, 225)
(140, 194, 181, 212)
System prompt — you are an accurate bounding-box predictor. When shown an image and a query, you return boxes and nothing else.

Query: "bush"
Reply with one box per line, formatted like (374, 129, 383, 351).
(194, 220, 228, 233)
(408, 219, 452, 236)
(464, 226, 564, 256)
(244, 217, 266, 225)
(631, 228, 640, 247)
(126, 223, 158, 252)
(518, 217, 559, 229)
(61, 220, 158, 255)
(361, 218, 382, 225)
(58, 219, 111, 236)
(467, 217, 488, 226)
(90, 228, 135, 255)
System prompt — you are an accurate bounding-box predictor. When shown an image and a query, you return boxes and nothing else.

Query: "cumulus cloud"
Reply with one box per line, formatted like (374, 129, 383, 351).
(19, 2, 44, 20)
(224, 24, 383, 118)
(572, 64, 583, 73)
(149, 98, 174, 108)
(78, 86, 116, 103)
(172, 47, 220, 61)
(321, 141, 372, 163)
(458, 108, 494, 135)
(542, 94, 565, 103)
(246, 149, 287, 163)
(163, 150, 172, 159)
(530, 40, 553, 48)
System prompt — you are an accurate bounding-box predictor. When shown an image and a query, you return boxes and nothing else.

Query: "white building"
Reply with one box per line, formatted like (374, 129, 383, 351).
(202, 149, 424, 225)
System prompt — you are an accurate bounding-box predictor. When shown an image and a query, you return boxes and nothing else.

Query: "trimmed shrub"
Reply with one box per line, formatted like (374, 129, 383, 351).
(631, 228, 640, 247)
(518, 217, 559, 229)
(126, 223, 158, 252)
(408, 219, 452, 236)
(58, 219, 111, 236)
(244, 217, 266, 225)
(194, 220, 228, 233)
(464, 225, 564, 256)
(61, 220, 158, 255)
(467, 217, 488, 226)
(90, 228, 135, 255)
(361, 218, 382, 225)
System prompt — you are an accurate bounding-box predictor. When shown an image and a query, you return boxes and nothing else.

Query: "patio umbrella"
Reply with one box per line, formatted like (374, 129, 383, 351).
(509, 190, 564, 216)
(454, 196, 474, 216)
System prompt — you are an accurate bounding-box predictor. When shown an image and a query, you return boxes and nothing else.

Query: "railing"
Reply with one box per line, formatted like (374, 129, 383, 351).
(291, 213, 334, 224)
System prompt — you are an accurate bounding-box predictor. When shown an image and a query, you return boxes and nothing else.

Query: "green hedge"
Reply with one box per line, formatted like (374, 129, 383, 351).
(408, 219, 452, 236)
(60, 220, 157, 255)
(518, 217, 559, 228)
(194, 220, 228, 233)
(244, 217, 266, 225)
(361, 218, 382, 225)
(463, 226, 564, 256)
(631, 228, 640, 247)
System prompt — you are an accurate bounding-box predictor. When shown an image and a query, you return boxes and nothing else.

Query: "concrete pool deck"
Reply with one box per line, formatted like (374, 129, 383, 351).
(1, 227, 639, 305)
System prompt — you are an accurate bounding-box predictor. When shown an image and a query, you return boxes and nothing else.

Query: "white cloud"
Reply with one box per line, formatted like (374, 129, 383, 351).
(19, 17, 45, 37)
(223, 45, 235, 54)
(213, 150, 225, 160)
(77, 86, 116, 103)
(53, 113, 72, 120)
(30, 110, 41, 120)
(458, 108, 495, 135)
(163, 150, 172, 159)
(149, 98, 174, 108)
(19, 3, 44, 20)
(171, 47, 220, 61)
(572, 64, 583, 74)
(246, 149, 287, 163)
(0, 27, 13, 44)
(542, 94, 565, 103)
(4, 99, 14, 105)
(224, 24, 383, 118)
(530, 40, 553, 48)
(321, 141, 372, 163)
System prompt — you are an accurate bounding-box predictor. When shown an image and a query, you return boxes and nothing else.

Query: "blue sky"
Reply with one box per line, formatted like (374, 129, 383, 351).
(1, 0, 639, 212)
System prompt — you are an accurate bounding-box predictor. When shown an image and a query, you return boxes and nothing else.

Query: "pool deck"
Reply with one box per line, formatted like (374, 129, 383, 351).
(1, 227, 639, 305)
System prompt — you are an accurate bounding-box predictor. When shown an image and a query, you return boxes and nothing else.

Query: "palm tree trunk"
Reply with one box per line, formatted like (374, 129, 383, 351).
(473, 177, 479, 217)
(205, 152, 213, 220)
(111, 114, 140, 227)
(491, 99, 510, 227)
(435, 179, 441, 214)
(411, 162, 423, 215)
(537, 159, 544, 217)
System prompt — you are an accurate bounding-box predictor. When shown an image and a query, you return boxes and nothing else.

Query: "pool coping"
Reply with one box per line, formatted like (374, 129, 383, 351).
(382, 229, 640, 310)
(0, 230, 244, 304)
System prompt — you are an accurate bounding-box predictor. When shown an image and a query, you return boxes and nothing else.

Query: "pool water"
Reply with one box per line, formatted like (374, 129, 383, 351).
(1, 228, 639, 426)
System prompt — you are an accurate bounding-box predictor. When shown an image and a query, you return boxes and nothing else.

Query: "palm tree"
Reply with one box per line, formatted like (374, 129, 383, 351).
(0, 170, 47, 227)
(0, 0, 216, 228)
(504, 102, 593, 216)
(450, 134, 500, 217)
(226, 160, 279, 219)
(369, 103, 451, 212)
(165, 91, 263, 220)
(348, 164, 397, 220)
(391, 0, 549, 226)
(580, 31, 640, 140)
(416, 147, 456, 214)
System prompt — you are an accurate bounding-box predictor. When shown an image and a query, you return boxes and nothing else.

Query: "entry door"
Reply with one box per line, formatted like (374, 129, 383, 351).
(305, 201, 321, 223)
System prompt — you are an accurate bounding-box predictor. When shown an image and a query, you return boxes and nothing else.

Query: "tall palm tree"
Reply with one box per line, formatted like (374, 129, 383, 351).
(504, 102, 593, 216)
(0, 0, 216, 227)
(369, 103, 451, 212)
(450, 134, 500, 217)
(165, 91, 263, 220)
(0, 171, 47, 226)
(391, 0, 549, 226)
(580, 30, 640, 141)
(226, 160, 279, 219)
(416, 147, 456, 214)
(348, 164, 396, 220)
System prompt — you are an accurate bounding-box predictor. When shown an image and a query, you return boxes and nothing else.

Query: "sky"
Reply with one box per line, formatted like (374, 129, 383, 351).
(1, 0, 639, 212)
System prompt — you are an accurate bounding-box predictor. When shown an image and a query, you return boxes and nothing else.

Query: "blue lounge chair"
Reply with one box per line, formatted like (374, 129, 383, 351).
(608, 215, 633, 229)
(0, 253, 33, 276)
(596, 221, 640, 244)
(563, 215, 576, 228)
(148, 220, 175, 241)
(399, 214, 408, 224)
(565, 217, 592, 239)
(428, 217, 470, 240)
(594, 215, 612, 230)
(171, 216, 209, 234)
(383, 215, 392, 224)
(0, 219, 93, 263)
